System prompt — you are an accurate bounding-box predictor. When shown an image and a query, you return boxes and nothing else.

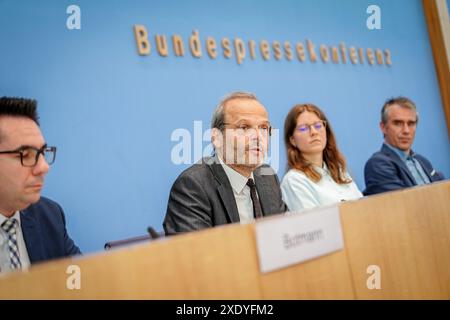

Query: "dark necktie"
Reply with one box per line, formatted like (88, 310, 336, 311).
(246, 178, 263, 219)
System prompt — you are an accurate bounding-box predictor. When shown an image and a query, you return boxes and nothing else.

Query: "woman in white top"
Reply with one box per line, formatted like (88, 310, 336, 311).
(281, 103, 363, 212)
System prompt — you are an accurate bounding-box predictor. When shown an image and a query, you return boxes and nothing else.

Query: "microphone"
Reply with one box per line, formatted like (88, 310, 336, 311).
(147, 226, 161, 240)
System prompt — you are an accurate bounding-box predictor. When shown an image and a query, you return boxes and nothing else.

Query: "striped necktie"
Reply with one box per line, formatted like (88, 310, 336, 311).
(1, 219, 22, 270)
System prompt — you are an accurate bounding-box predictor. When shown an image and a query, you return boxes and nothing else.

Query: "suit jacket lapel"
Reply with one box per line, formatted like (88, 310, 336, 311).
(381, 144, 416, 185)
(254, 171, 273, 216)
(208, 158, 240, 223)
(412, 153, 433, 181)
(20, 209, 44, 263)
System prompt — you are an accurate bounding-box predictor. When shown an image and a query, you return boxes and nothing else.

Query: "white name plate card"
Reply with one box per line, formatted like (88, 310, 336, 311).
(255, 205, 344, 273)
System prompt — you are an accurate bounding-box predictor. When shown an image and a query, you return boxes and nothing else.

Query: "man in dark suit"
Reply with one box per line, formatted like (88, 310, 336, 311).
(164, 92, 287, 235)
(364, 97, 445, 196)
(0, 97, 80, 273)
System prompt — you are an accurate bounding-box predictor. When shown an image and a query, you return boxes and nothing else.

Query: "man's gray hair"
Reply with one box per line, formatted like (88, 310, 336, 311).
(211, 91, 259, 129)
(381, 96, 419, 124)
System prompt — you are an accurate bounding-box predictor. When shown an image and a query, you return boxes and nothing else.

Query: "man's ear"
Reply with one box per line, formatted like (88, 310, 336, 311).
(211, 128, 223, 149)
(380, 121, 386, 135)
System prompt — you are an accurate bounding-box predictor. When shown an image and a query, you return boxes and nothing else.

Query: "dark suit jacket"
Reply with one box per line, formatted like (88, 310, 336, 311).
(363, 144, 445, 196)
(20, 197, 81, 264)
(163, 157, 288, 235)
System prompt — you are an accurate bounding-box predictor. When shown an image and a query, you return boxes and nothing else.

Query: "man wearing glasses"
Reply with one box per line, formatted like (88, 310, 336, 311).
(0, 97, 80, 273)
(164, 92, 287, 235)
(363, 97, 445, 196)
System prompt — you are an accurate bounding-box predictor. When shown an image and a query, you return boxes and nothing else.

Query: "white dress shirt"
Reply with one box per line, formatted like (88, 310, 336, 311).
(281, 163, 363, 213)
(0, 211, 31, 274)
(218, 156, 259, 224)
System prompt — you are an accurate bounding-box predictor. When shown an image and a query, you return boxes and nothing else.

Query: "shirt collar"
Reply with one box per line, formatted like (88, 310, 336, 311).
(313, 161, 329, 175)
(384, 142, 413, 161)
(218, 155, 255, 194)
(0, 211, 21, 228)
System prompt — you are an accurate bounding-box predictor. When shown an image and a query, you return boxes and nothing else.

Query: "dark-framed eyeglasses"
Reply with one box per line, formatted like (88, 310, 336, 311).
(296, 120, 326, 133)
(0, 145, 57, 167)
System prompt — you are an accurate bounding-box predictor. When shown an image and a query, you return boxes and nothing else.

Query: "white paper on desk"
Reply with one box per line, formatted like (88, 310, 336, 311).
(255, 205, 344, 273)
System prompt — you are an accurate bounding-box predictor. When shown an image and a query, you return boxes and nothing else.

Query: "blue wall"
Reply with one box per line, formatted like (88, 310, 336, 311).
(1, 0, 449, 253)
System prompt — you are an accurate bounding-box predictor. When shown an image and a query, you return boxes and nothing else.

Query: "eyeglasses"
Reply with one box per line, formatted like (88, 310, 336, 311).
(222, 123, 272, 136)
(296, 120, 326, 133)
(0, 145, 57, 167)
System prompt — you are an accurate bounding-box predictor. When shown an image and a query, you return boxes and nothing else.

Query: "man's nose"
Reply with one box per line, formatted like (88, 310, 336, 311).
(402, 123, 411, 133)
(248, 127, 262, 139)
(33, 153, 50, 175)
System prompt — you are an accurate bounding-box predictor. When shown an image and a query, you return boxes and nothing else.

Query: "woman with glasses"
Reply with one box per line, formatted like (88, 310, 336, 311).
(281, 103, 363, 212)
